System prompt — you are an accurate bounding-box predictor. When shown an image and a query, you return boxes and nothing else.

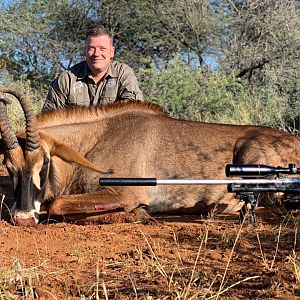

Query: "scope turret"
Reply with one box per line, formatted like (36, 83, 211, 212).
(226, 163, 300, 177)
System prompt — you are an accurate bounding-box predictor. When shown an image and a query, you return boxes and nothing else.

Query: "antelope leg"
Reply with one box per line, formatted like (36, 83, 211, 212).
(48, 190, 128, 215)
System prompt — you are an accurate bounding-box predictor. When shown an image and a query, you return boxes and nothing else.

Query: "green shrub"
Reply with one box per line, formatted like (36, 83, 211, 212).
(140, 59, 299, 133)
(141, 60, 252, 124)
(0, 71, 44, 131)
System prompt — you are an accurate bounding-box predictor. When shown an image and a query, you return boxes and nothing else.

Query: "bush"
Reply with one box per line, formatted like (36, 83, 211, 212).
(0, 70, 44, 131)
(140, 59, 299, 133)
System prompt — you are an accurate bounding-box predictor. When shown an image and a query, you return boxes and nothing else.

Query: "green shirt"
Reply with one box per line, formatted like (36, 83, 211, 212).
(42, 60, 144, 111)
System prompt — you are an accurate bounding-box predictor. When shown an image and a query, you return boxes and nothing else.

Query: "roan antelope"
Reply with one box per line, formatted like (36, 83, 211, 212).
(0, 87, 299, 226)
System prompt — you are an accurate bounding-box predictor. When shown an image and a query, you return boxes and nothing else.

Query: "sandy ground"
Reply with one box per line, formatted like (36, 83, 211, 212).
(0, 165, 299, 299)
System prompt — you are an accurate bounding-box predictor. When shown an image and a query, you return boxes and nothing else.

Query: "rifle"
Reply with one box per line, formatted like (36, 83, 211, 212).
(99, 163, 300, 225)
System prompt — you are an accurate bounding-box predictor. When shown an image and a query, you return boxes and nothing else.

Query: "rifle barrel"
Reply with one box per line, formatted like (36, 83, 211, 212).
(99, 178, 300, 186)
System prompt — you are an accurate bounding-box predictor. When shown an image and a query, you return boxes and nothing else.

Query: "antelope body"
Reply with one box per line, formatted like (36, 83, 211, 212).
(0, 87, 299, 226)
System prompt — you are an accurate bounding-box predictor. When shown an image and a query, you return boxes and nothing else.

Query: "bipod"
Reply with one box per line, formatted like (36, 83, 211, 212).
(238, 192, 259, 226)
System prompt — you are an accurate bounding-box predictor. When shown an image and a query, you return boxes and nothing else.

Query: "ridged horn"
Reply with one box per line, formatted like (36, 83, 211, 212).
(0, 98, 20, 150)
(0, 87, 40, 151)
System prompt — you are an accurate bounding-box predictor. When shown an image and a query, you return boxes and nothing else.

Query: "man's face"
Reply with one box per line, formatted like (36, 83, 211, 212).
(85, 35, 115, 75)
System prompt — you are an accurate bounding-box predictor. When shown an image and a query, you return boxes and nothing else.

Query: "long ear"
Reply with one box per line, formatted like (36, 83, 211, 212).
(40, 133, 112, 174)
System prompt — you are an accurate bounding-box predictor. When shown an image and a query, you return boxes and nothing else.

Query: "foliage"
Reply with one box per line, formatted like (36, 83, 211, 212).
(0, 0, 299, 132)
(222, 0, 300, 131)
(141, 59, 295, 128)
(248, 66, 300, 132)
(223, 0, 300, 78)
(0, 71, 43, 131)
(0, 0, 225, 85)
(0, 0, 97, 89)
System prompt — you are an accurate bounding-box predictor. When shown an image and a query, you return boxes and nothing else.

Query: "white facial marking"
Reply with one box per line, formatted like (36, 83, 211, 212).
(32, 172, 41, 190)
(14, 209, 39, 224)
(34, 201, 41, 214)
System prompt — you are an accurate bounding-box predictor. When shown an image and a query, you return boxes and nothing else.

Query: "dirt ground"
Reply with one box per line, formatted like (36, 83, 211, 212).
(0, 165, 299, 300)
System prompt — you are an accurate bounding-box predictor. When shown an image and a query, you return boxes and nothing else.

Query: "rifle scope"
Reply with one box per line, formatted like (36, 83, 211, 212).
(225, 163, 300, 178)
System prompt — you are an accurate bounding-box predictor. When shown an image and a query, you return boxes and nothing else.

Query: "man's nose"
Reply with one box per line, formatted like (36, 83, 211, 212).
(94, 48, 102, 56)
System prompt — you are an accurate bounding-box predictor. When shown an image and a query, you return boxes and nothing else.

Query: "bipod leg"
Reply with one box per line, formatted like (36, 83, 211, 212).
(238, 192, 259, 226)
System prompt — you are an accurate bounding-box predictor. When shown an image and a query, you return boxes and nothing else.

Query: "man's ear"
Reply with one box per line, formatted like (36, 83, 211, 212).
(110, 46, 115, 59)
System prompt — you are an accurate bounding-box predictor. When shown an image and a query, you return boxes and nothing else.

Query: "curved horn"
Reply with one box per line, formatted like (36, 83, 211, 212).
(0, 87, 40, 151)
(0, 98, 20, 150)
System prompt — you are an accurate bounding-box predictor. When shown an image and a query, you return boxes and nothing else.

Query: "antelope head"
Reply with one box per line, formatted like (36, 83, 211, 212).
(0, 87, 111, 226)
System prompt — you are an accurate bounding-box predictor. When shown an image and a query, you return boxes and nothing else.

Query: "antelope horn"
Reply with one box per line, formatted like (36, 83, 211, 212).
(0, 98, 20, 150)
(0, 87, 40, 151)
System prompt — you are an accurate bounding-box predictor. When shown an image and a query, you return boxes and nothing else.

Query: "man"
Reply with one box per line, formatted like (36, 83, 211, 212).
(42, 25, 144, 112)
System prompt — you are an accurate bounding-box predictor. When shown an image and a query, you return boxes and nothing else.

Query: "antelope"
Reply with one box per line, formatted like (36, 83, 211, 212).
(0, 87, 299, 226)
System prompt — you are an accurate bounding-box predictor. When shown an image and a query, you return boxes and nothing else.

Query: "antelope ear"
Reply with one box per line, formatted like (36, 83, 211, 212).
(41, 133, 112, 174)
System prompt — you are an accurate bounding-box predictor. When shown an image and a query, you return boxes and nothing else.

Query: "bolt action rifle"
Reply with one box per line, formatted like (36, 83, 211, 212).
(99, 163, 300, 225)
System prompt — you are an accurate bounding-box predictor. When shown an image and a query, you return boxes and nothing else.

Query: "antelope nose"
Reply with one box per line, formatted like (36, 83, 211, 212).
(13, 209, 39, 226)
(14, 216, 38, 227)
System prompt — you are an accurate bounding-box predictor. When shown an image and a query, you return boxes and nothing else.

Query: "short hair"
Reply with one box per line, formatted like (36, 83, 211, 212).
(85, 25, 113, 44)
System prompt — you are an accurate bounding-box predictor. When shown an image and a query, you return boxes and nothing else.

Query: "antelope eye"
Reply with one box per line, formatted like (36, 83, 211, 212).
(43, 156, 49, 166)
(7, 168, 14, 179)
(39, 156, 50, 186)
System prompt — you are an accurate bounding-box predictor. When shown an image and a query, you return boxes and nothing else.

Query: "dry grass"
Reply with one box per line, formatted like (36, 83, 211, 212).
(0, 207, 299, 299)
(288, 251, 300, 284)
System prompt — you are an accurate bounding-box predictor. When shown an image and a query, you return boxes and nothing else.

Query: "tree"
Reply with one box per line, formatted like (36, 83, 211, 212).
(223, 0, 300, 78)
(222, 0, 300, 131)
(0, 0, 299, 131)
(0, 0, 225, 88)
(0, 0, 101, 89)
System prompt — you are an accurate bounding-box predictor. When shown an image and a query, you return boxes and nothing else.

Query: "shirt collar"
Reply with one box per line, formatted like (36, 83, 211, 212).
(106, 61, 118, 78)
(78, 61, 117, 80)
